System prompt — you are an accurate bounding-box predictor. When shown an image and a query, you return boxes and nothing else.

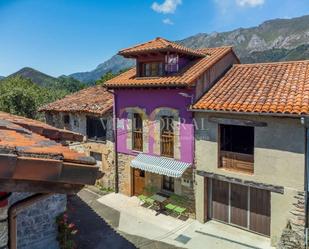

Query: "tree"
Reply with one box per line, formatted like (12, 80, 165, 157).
(96, 68, 130, 85)
(0, 76, 68, 119)
(52, 76, 86, 93)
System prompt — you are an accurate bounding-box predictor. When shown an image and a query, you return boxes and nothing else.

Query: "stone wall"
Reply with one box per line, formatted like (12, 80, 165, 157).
(277, 191, 306, 249)
(118, 153, 135, 196)
(0, 195, 8, 249)
(70, 140, 115, 189)
(9, 193, 66, 249)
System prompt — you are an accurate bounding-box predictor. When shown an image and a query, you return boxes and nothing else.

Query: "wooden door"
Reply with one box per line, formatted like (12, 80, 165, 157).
(133, 169, 145, 196)
(249, 188, 270, 236)
(211, 179, 229, 223)
(230, 183, 248, 228)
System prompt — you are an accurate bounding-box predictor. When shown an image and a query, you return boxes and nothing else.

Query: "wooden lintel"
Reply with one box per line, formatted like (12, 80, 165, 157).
(196, 170, 284, 194)
(208, 117, 267, 127)
(0, 179, 84, 194)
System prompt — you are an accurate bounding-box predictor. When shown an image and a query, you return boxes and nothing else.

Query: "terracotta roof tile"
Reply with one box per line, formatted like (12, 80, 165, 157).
(39, 85, 113, 115)
(106, 47, 235, 88)
(119, 37, 205, 57)
(193, 60, 309, 116)
(0, 112, 99, 188)
(0, 111, 83, 141)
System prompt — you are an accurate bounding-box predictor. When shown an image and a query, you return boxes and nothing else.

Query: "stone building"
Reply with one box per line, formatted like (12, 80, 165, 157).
(0, 111, 99, 249)
(191, 61, 309, 247)
(105, 37, 239, 214)
(39, 85, 115, 190)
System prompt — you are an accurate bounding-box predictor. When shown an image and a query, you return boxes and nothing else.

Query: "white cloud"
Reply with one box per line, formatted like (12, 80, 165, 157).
(162, 18, 174, 25)
(236, 0, 265, 7)
(151, 0, 182, 14)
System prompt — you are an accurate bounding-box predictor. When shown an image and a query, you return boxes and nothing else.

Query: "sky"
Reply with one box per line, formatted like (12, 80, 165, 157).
(0, 0, 309, 77)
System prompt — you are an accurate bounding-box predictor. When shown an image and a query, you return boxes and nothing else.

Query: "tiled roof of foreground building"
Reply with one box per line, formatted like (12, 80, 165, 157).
(118, 37, 206, 58)
(192, 60, 309, 116)
(105, 47, 236, 88)
(39, 85, 113, 115)
(0, 112, 99, 192)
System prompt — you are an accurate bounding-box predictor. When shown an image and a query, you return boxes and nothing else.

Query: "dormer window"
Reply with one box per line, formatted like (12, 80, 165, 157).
(142, 62, 163, 77)
(165, 54, 179, 73)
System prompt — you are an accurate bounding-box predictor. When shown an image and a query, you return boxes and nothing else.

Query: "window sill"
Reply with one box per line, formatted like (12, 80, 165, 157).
(87, 139, 107, 144)
(218, 167, 254, 176)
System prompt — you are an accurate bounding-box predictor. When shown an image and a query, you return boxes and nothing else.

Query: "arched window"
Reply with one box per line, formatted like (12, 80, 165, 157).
(160, 116, 174, 158)
(132, 113, 143, 151)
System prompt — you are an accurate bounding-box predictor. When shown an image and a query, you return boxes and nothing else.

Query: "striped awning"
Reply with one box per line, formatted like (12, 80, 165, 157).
(131, 154, 191, 178)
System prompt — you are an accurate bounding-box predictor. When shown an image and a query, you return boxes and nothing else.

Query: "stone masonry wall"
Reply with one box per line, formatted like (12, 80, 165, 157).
(0, 194, 8, 249)
(9, 193, 66, 249)
(277, 191, 306, 249)
(70, 140, 115, 189)
(118, 153, 135, 196)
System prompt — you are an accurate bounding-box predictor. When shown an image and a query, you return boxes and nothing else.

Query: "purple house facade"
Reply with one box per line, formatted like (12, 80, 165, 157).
(106, 37, 239, 214)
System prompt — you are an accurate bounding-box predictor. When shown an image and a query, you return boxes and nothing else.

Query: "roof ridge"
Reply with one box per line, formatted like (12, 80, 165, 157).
(118, 37, 171, 53)
(235, 59, 309, 67)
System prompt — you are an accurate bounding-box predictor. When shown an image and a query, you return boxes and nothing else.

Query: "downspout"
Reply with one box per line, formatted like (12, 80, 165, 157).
(301, 117, 309, 249)
(106, 89, 119, 193)
(8, 193, 52, 249)
(114, 91, 119, 193)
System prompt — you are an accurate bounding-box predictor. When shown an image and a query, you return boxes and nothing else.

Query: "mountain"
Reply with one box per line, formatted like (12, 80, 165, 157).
(8, 67, 57, 87)
(70, 55, 135, 84)
(70, 15, 309, 83)
(6, 67, 85, 92)
(0, 76, 4, 80)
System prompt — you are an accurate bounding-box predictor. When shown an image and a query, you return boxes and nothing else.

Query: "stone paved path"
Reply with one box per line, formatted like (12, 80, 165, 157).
(67, 188, 184, 249)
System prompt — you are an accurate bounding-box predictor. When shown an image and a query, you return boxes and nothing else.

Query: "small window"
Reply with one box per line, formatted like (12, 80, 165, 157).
(86, 116, 107, 141)
(165, 54, 179, 73)
(142, 62, 163, 77)
(139, 170, 145, 177)
(163, 176, 174, 192)
(90, 151, 102, 161)
(63, 115, 70, 124)
(132, 113, 143, 151)
(160, 116, 174, 158)
(219, 124, 254, 173)
(90, 151, 102, 167)
(73, 118, 79, 127)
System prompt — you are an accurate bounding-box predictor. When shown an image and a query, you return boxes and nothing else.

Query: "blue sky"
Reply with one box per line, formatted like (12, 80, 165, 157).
(0, 0, 309, 77)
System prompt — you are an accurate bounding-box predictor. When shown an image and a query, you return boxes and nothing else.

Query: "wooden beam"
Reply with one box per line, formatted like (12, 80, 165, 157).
(209, 117, 267, 127)
(0, 179, 84, 194)
(196, 170, 284, 194)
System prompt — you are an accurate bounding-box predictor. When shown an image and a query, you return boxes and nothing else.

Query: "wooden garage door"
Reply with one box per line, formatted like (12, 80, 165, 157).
(230, 183, 248, 228)
(250, 188, 270, 236)
(211, 179, 229, 223)
(210, 179, 270, 236)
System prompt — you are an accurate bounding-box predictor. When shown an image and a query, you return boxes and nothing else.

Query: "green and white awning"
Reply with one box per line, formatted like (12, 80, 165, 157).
(131, 154, 191, 178)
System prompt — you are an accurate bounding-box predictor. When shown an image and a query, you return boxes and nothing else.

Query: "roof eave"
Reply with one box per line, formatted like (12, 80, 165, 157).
(39, 106, 113, 117)
(0, 154, 100, 193)
(189, 108, 308, 119)
(104, 82, 193, 89)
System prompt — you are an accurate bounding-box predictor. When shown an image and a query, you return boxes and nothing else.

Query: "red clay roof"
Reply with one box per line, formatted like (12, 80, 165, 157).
(119, 37, 206, 58)
(192, 60, 309, 116)
(0, 111, 83, 141)
(39, 85, 113, 115)
(0, 112, 98, 189)
(106, 47, 235, 88)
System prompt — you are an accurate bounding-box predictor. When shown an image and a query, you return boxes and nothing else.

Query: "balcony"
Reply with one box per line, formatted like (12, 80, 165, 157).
(219, 150, 254, 174)
(132, 130, 143, 151)
(161, 131, 174, 158)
